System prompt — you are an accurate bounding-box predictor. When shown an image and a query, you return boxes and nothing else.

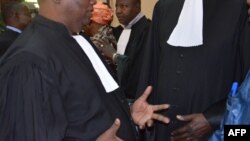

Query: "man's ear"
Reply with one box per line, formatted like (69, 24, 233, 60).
(135, 3, 141, 11)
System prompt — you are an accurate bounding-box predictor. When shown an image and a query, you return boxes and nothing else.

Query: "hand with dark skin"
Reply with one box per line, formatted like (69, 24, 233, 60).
(94, 39, 116, 61)
(97, 86, 170, 140)
(131, 86, 170, 129)
(96, 119, 123, 141)
(171, 113, 213, 141)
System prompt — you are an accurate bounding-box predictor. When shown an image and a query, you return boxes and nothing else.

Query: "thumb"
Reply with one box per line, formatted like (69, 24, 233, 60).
(109, 118, 121, 135)
(176, 115, 193, 121)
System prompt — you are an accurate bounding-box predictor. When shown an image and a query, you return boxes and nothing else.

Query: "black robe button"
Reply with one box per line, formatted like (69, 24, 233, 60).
(176, 70, 182, 74)
(172, 87, 179, 91)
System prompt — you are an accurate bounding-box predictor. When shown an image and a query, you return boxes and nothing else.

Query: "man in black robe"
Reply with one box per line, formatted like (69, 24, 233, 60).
(137, 0, 250, 140)
(0, 0, 170, 141)
(113, 0, 151, 102)
(0, 1, 31, 57)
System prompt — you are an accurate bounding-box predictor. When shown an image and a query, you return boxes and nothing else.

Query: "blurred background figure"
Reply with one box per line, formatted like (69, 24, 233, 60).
(83, 1, 117, 71)
(96, 0, 151, 104)
(247, 0, 250, 21)
(0, 1, 31, 57)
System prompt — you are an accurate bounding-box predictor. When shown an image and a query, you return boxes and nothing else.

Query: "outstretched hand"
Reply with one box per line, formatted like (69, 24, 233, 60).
(96, 119, 123, 141)
(131, 86, 170, 129)
(171, 113, 213, 141)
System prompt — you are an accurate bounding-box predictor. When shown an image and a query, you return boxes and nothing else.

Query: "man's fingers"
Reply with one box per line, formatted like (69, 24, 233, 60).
(171, 124, 191, 136)
(146, 119, 154, 127)
(96, 118, 123, 141)
(108, 118, 121, 135)
(139, 125, 145, 129)
(152, 104, 170, 111)
(176, 114, 193, 121)
(138, 86, 152, 101)
(152, 113, 170, 124)
(171, 132, 192, 141)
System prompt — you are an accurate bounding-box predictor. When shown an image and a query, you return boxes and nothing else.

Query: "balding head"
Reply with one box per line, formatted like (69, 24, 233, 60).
(38, 0, 96, 34)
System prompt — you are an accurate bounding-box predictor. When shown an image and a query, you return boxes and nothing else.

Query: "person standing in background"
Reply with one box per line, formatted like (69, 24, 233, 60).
(137, 0, 250, 140)
(0, 1, 31, 57)
(112, 0, 151, 103)
(83, 1, 117, 71)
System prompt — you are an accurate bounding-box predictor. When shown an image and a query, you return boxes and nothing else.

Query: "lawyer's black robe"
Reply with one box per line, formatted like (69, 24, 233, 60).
(113, 16, 151, 100)
(137, 0, 250, 141)
(0, 28, 20, 57)
(0, 15, 138, 141)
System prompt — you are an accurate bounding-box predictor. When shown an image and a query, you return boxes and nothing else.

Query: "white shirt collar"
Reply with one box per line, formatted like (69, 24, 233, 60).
(6, 25, 22, 33)
(124, 12, 144, 29)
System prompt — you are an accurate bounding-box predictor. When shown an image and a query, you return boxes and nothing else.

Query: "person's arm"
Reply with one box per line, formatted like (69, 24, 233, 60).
(170, 99, 226, 141)
(203, 99, 227, 129)
(0, 58, 67, 141)
(95, 86, 170, 140)
(170, 113, 213, 141)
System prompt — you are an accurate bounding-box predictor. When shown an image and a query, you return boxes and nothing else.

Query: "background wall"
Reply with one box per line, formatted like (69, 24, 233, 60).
(141, 0, 157, 19)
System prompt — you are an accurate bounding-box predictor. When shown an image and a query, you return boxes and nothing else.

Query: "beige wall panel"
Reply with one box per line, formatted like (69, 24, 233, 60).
(141, 0, 157, 19)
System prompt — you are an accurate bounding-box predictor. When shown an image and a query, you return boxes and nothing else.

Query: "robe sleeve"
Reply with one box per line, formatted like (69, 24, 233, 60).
(0, 57, 67, 141)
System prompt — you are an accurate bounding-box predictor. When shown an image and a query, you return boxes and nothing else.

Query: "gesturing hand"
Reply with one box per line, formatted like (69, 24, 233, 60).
(171, 113, 213, 141)
(131, 86, 170, 129)
(96, 119, 123, 141)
